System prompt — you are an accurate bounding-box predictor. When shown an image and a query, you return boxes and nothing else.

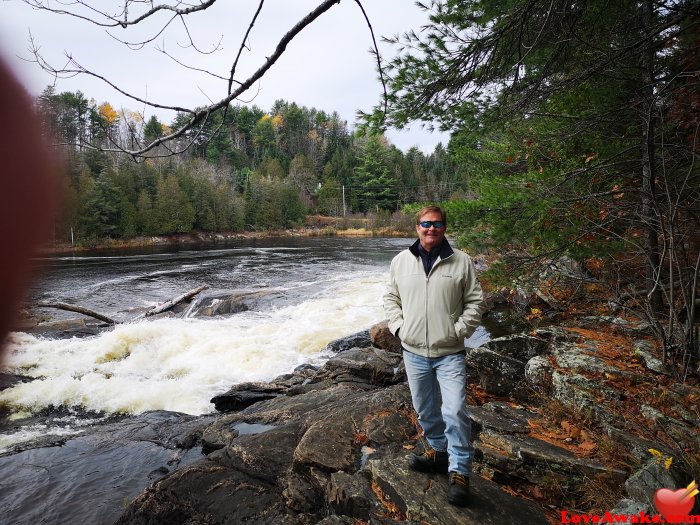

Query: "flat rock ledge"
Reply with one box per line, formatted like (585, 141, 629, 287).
(116, 319, 700, 524)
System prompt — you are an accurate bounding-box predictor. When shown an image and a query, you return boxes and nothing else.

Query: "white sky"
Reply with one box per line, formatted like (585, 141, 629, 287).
(0, 0, 450, 153)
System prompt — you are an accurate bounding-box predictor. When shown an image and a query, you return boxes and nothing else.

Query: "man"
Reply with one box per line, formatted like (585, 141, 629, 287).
(383, 205, 485, 507)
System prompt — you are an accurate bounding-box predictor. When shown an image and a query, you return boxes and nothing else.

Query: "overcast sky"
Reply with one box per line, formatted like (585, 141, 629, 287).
(0, 0, 450, 153)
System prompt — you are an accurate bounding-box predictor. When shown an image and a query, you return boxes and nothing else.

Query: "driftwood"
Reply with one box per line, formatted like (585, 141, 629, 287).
(36, 302, 116, 325)
(37, 285, 209, 325)
(143, 285, 209, 318)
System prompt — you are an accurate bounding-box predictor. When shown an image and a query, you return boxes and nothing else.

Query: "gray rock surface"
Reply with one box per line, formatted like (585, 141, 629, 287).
(482, 333, 550, 362)
(368, 456, 547, 524)
(325, 330, 372, 353)
(467, 333, 552, 399)
(210, 381, 285, 412)
(311, 346, 405, 388)
(115, 330, 558, 524)
(0, 372, 34, 392)
(625, 460, 677, 508)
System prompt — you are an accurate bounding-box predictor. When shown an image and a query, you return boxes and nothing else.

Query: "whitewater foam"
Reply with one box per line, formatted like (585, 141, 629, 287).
(1, 273, 387, 416)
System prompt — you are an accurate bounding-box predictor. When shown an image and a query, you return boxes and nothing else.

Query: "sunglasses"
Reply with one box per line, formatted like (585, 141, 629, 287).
(419, 220, 446, 229)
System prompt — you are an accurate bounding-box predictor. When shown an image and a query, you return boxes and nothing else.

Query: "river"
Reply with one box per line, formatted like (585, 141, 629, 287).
(1, 236, 492, 453)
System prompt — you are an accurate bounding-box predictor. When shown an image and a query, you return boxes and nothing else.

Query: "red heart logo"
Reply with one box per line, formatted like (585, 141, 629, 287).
(654, 488, 695, 519)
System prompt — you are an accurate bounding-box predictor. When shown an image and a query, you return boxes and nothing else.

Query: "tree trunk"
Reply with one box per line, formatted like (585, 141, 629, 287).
(37, 302, 116, 325)
(143, 285, 208, 318)
(641, 0, 664, 316)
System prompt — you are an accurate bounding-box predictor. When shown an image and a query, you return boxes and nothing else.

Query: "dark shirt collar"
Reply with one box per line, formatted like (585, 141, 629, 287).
(409, 237, 454, 259)
(409, 238, 454, 275)
(417, 243, 440, 258)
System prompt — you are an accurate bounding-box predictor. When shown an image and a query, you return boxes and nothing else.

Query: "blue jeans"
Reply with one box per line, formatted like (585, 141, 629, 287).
(403, 350, 473, 476)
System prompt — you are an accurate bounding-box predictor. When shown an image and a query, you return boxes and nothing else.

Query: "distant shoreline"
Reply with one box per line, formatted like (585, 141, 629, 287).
(38, 227, 413, 256)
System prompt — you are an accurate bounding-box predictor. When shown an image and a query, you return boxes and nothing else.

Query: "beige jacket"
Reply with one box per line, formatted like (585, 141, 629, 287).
(383, 239, 486, 358)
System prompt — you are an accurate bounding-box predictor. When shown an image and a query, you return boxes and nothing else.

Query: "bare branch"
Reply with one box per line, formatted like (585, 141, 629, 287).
(353, 0, 388, 120)
(27, 0, 347, 157)
(105, 12, 179, 50)
(21, 0, 219, 29)
(228, 0, 265, 95)
(156, 42, 237, 83)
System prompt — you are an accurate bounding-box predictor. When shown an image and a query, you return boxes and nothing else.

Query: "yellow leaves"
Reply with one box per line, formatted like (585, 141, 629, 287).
(649, 448, 673, 470)
(260, 114, 271, 122)
(126, 111, 143, 124)
(271, 115, 283, 128)
(98, 102, 119, 125)
(525, 307, 542, 322)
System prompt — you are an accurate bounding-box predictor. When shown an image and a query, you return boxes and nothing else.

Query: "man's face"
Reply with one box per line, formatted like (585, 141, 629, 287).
(416, 210, 446, 251)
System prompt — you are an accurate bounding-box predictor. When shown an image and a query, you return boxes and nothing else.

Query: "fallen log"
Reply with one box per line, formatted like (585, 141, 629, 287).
(36, 286, 209, 325)
(36, 302, 116, 325)
(143, 285, 209, 318)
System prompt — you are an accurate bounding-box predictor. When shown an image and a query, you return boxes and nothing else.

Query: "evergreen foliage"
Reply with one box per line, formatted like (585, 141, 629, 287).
(41, 92, 462, 239)
(376, 0, 700, 372)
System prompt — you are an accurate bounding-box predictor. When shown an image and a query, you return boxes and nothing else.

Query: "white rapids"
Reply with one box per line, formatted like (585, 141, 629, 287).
(1, 274, 387, 418)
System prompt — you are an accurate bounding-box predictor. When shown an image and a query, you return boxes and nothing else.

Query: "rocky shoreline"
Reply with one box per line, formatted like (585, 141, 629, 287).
(2, 316, 699, 524)
(104, 319, 699, 523)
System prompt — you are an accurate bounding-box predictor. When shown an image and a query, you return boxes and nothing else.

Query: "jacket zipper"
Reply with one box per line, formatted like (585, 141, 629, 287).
(425, 273, 430, 355)
(424, 257, 441, 357)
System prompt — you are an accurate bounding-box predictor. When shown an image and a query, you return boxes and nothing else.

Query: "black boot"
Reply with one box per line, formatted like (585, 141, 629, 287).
(408, 440, 449, 473)
(447, 472, 470, 506)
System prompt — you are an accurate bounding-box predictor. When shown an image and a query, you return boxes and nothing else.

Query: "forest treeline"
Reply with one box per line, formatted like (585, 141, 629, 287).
(38, 87, 464, 240)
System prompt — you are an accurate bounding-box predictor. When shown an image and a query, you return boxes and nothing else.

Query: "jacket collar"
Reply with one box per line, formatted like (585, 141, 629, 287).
(409, 238, 454, 260)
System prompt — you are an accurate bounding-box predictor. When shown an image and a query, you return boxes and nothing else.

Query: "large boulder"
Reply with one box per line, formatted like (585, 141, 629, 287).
(186, 289, 277, 318)
(369, 319, 402, 353)
(467, 334, 551, 399)
(210, 382, 285, 413)
(624, 460, 677, 509)
(467, 347, 529, 397)
(324, 330, 372, 353)
(481, 333, 550, 362)
(309, 347, 405, 389)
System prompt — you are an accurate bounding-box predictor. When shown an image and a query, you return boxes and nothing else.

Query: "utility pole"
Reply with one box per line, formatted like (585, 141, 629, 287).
(342, 185, 346, 216)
